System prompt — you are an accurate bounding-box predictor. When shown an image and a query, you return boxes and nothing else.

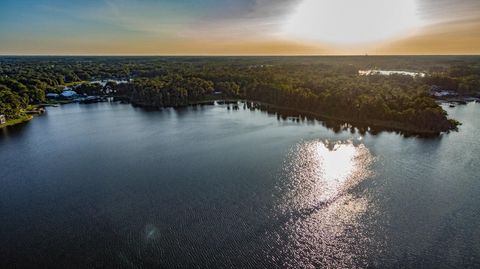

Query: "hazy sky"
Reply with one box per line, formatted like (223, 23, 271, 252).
(0, 0, 479, 55)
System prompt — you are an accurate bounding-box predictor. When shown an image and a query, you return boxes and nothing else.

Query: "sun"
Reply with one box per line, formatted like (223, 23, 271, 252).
(282, 0, 422, 45)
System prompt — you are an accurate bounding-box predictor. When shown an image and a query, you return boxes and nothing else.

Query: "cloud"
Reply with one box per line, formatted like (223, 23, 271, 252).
(179, 0, 301, 39)
(418, 0, 480, 23)
(2, 0, 480, 55)
(375, 18, 480, 54)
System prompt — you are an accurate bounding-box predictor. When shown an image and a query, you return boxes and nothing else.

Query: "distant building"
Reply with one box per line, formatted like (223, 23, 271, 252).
(0, 114, 6, 125)
(61, 90, 78, 98)
(46, 93, 60, 99)
(430, 85, 457, 97)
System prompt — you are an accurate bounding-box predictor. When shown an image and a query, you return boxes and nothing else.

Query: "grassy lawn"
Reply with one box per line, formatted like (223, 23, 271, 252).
(0, 115, 33, 129)
(64, 80, 89, 86)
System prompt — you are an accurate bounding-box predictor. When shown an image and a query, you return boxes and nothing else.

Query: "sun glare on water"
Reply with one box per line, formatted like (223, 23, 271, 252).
(279, 140, 373, 210)
(274, 140, 379, 267)
(283, 0, 422, 45)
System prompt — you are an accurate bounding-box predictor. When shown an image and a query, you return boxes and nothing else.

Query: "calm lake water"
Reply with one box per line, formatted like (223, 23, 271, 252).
(1, 101, 479, 268)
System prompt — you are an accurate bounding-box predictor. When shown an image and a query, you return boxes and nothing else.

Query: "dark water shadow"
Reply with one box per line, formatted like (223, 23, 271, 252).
(0, 119, 32, 141)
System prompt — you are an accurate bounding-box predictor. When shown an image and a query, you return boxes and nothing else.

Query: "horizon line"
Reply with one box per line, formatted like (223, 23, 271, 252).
(1, 53, 480, 57)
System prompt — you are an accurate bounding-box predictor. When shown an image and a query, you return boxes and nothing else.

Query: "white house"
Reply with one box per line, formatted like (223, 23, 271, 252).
(61, 90, 78, 98)
(430, 85, 457, 97)
(46, 93, 60, 99)
(0, 114, 6, 125)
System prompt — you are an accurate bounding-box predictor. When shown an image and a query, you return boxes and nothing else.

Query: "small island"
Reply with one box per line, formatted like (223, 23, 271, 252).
(2, 56, 479, 135)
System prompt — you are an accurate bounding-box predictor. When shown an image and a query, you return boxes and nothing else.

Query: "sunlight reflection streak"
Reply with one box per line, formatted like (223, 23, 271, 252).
(273, 140, 380, 268)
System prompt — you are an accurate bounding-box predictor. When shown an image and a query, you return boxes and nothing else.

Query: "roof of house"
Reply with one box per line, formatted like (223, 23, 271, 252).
(61, 90, 77, 97)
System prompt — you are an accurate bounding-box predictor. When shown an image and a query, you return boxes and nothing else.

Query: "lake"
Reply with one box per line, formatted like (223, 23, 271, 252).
(358, 70, 426, 77)
(1, 101, 479, 268)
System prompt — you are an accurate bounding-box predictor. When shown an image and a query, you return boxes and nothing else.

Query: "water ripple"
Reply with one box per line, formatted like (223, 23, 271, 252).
(271, 139, 382, 268)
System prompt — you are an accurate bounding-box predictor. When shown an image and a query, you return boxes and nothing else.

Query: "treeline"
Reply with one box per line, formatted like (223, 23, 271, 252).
(109, 63, 460, 133)
(129, 76, 214, 107)
(1, 56, 477, 133)
(0, 78, 38, 119)
(425, 63, 480, 94)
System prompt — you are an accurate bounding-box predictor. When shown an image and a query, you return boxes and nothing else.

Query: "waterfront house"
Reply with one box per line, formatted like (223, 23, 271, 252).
(430, 85, 457, 97)
(61, 90, 78, 99)
(46, 93, 60, 99)
(0, 114, 6, 125)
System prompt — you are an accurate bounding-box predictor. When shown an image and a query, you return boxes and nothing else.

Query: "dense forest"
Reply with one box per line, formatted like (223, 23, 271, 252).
(1, 56, 479, 134)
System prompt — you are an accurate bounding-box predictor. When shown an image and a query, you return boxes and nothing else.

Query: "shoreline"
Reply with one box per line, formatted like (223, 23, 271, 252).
(241, 100, 457, 136)
(0, 115, 33, 129)
(436, 96, 480, 105)
(1, 97, 463, 136)
(131, 98, 458, 136)
(0, 105, 46, 129)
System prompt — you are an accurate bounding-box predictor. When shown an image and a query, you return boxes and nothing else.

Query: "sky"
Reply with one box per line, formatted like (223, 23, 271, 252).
(0, 0, 479, 55)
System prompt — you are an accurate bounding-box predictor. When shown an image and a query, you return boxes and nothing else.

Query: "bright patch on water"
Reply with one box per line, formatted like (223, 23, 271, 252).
(280, 140, 374, 208)
(144, 224, 160, 241)
(272, 140, 380, 267)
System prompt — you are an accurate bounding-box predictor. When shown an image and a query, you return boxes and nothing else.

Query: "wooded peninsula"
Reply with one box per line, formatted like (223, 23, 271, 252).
(2, 56, 479, 135)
